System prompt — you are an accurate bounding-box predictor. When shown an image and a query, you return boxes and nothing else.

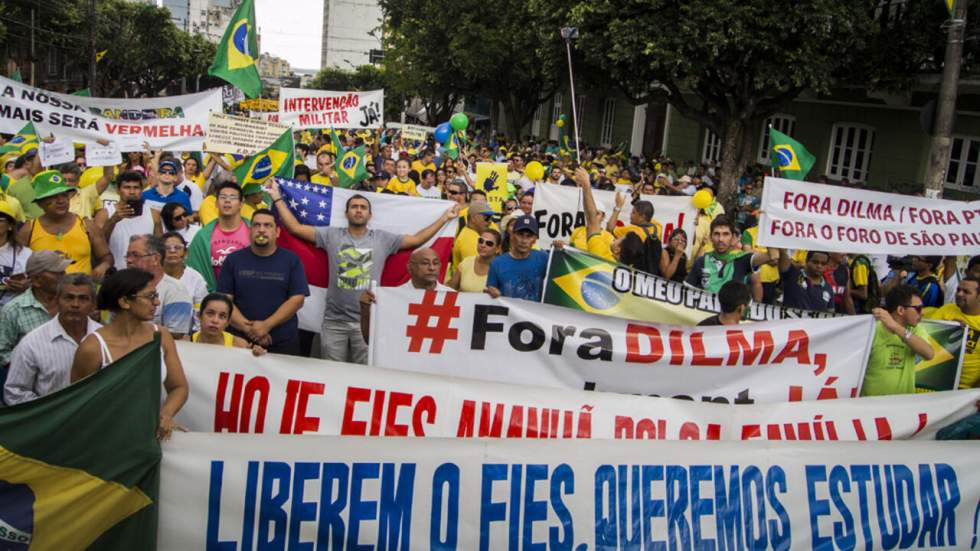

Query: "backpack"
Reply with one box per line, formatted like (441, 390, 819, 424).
(852, 254, 880, 313)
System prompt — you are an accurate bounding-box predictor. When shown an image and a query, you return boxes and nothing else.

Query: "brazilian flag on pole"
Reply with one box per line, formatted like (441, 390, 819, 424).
(769, 128, 815, 181)
(0, 338, 162, 550)
(0, 123, 39, 156)
(234, 129, 295, 188)
(336, 145, 368, 188)
(208, 0, 261, 98)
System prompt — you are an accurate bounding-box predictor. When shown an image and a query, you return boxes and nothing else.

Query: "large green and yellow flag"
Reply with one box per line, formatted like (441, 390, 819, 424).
(336, 145, 368, 188)
(0, 123, 39, 156)
(915, 319, 967, 392)
(0, 337, 162, 550)
(208, 0, 261, 98)
(234, 129, 295, 187)
(769, 128, 815, 181)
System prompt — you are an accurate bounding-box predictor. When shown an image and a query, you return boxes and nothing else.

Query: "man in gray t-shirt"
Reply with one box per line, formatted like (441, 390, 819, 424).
(267, 182, 458, 363)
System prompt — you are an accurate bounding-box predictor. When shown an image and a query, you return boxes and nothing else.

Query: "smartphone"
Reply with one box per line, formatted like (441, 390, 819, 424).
(127, 198, 143, 216)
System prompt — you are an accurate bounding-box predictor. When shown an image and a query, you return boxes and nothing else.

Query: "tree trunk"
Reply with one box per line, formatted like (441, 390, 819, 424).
(716, 117, 750, 215)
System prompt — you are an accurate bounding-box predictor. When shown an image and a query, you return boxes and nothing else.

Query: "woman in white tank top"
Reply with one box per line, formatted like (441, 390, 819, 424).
(71, 268, 189, 440)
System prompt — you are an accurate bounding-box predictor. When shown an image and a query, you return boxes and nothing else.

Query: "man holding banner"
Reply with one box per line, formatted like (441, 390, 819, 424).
(687, 215, 775, 293)
(266, 180, 458, 363)
(862, 285, 934, 396)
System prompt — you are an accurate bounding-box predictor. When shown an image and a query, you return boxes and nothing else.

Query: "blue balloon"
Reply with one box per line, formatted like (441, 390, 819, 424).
(434, 123, 452, 144)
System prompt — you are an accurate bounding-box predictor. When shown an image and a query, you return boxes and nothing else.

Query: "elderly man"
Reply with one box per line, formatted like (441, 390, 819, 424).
(126, 234, 193, 337)
(359, 247, 451, 342)
(4, 273, 100, 404)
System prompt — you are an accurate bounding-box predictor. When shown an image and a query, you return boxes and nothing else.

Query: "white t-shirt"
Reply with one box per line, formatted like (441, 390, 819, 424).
(179, 179, 204, 212)
(109, 210, 155, 270)
(177, 224, 200, 244)
(0, 243, 32, 308)
(416, 185, 442, 199)
(179, 266, 209, 331)
(399, 280, 453, 291)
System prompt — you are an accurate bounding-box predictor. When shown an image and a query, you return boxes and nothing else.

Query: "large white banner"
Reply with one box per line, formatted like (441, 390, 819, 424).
(532, 184, 697, 252)
(278, 88, 384, 129)
(371, 288, 875, 403)
(159, 433, 980, 550)
(174, 341, 980, 441)
(759, 176, 980, 255)
(0, 76, 221, 151)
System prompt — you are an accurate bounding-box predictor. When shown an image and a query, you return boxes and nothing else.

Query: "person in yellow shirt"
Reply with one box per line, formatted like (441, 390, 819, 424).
(570, 200, 612, 250)
(451, 199, 495, 273)
(605, 190, 661, 243)
(411, 149, 436, 175)
(386, 159, 419, 196)
(925, 276, 980, 389)
(59, 163, 110, 219)
(311, 151, 336, 186)
(741, 225, 780, 303)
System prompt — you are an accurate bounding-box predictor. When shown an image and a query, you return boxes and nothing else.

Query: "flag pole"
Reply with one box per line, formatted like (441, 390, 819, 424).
(768, 123, 775, 178)
(561, 27, 582, 165)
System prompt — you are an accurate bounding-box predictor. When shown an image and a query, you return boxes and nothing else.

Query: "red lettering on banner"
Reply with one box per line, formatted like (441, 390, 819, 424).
(690, 332, 723, 366)
(772, 329, 811, 364)
(340, 386, 371, 435)
(668, 330, 685, 365)
(783, 191, 831, 215)
(625, 323, 663, 363)
(726, 330, 774, 365)
(343, 386, 436, 437)
(384, 391, 412, 436)
(278, 379, 324, 434)
(507, 406, 524, 437)
(214, 372, 268, 433)
(479, 402, 505, 437)
(369, 389, 385, 436)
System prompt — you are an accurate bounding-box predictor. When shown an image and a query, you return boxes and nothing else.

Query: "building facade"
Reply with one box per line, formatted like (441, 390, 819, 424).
(320, 0, 383, 69)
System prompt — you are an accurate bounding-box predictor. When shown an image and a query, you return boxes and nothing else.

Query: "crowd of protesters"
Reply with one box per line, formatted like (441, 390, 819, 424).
(0, 126, 977, 440)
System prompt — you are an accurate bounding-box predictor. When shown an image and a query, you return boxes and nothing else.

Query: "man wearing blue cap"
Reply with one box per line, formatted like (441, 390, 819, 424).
(485, 214, 548, 301)
(143, 158, 193, 214)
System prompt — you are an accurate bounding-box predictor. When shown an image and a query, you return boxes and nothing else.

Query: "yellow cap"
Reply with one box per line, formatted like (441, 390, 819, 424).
(0, 200, 17, 221)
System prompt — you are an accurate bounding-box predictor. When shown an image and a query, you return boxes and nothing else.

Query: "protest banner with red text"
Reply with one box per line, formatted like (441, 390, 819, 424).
(159, 433, 980, 550)
(277, 88, 384, 129)
(758, 177, 980, 255)
(174, 341, 980, 441)
(0, 75, 220, 151)
(370, 288, 875, 403)
(532, 184, 697, 252)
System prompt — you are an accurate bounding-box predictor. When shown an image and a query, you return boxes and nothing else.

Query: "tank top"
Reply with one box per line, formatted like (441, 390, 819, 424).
(92, 324, 166, 381)
(29, 216, 92, 274)
(191, 331, 235, 347)
(458, 256, 489, 293)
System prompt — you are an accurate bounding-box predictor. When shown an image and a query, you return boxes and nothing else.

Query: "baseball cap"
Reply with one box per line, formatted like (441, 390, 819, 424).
(26, 250, 72, 275)
(469, 200, 496, 217)
(512, 215, 539, 234)
(158, 159, 180, 173)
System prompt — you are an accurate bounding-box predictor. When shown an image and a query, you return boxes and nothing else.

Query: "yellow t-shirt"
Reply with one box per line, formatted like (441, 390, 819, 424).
(926, 304, 980, 389)
(614, 221, 662, 242)
(199, 195, 257, 227)
(586, 232, 615, 261)
(189, 173, 206, 191)
(411, 160, 436, 175)
(386, 177, 418, 196)
(452, 226, 480, 273)
(69, 185, 102, 219)
(310, 173, 333, 186)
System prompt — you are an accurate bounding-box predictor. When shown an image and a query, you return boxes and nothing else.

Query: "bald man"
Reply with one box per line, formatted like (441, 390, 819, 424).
(359, 248, 452, 342)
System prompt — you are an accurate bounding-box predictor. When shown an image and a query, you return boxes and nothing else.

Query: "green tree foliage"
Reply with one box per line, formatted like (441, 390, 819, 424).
(307, 64, 401, 120)
(380, 0, 565, 139)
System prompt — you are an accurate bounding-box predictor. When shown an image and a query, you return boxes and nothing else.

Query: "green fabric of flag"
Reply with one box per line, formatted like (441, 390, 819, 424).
(233, 129, 295, 189)
(336, 145, 368, 188)
(0, 123, 39, 156)
(0, 337, 163, 550)
(768, 128, 815, 181)
(208, 0, 261, 98)
(329, 128, 346, 157)
(71, 88, 92, 97)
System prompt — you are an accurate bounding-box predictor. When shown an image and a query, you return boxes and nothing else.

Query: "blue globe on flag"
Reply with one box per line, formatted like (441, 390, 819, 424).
(249, 155, 273, 182)
(580, 270, 619, 311)
(775, 146, 795, 168)
(0, 480, 35, 549)
(232, 21, 251, 58)
(342, 155, 357, 171)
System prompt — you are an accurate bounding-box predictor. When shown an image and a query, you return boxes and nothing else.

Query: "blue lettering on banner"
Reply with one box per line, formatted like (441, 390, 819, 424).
(199, 460, 962, 550)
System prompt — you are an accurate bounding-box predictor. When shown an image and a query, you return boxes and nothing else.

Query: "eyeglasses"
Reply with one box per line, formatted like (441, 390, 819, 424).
(903, 304, 924, 313)
(503, 205, 516, 212)
(478, 238, 497, 246)
(446, 190, 462, 196)
(131, 291, 159, 302)
(159, 169, 176, 176)
(125, 251, 157, 259)
(217, 194, 240, 202)
(172, 213, 186, 220)
(164, 245, 185, 252)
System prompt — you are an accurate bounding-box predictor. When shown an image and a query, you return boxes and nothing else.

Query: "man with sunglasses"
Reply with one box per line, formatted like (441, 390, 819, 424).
(451, 199, 495, 275)
(861, 284, 934, 397)
(125, 234, 193, 338)
(142, 158, 193, 214)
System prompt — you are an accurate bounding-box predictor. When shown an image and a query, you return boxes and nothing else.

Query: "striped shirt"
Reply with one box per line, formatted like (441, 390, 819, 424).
(3, 315, 101, 405)
(0, 289, 52, 367)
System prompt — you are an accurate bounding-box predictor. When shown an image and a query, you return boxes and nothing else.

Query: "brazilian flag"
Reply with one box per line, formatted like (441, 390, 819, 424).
(234, 129, 295, 187)
(544, 247, 624, 316)
(336, 145, 368, 188)
(915, 320, 966, 392)
(557, 114, 575, 157)
(769, 128, 815, 181)
(444, 130, 464, 160)
(208, 0, 261, 98)
(0, 123, 39, 156)
(0, 338, 162, 550)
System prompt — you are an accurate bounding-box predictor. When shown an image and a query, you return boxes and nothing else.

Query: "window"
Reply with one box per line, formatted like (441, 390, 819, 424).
(532, 103, 543, 136)
(551, 92, 563, 124)
(368, 49, 384, 64)
(599, 98, 616, 146)
(47, 48, 58, 76)
(758, 115, 797, 164)
(702, 128, 722, 165)
(945, 135, 980, 193)
(826, 124, 875, 182)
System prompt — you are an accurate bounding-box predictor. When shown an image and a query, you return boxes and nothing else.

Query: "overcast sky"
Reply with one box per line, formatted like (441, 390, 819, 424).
(255, 0, 323, 71)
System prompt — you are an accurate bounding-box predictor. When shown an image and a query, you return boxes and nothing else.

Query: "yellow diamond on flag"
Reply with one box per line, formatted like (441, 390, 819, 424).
(240, 149, 288, 185)
(772, 144, 801, 171)
(551, 261, 622, 316)
(914, 332, 955, 373)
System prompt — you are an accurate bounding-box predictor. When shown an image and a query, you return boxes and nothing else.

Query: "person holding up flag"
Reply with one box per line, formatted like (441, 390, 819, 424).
(208, 0, 262, 98)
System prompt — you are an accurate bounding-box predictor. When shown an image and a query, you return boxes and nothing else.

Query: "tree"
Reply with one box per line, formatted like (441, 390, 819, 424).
(306, 64, 401, 120)
(380, 0, 566, 139)
(561, 0, 877, 209)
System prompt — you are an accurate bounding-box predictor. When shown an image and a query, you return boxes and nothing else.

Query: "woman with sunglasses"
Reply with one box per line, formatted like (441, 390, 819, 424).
(160, 202, 200, 243)
(71, 268, 189, 440)
(161, 232, 208, 331)
(447, 229, 501, 292)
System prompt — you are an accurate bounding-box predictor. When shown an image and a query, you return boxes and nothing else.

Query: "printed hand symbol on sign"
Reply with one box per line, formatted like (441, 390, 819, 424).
(482, 171, 499, 192)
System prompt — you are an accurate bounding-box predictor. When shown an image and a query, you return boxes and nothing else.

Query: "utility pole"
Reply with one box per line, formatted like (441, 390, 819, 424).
(88, 0, 98, 95)
(924, 0, 968, 199)
(29, 2, 36, 86)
